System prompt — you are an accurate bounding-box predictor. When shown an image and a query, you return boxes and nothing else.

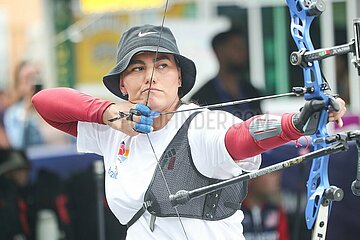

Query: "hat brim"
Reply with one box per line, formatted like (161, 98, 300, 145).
(103, 46, 196, 100)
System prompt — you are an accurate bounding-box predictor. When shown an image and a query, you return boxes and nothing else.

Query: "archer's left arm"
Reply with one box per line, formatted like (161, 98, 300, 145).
(225, 98, 346, 161)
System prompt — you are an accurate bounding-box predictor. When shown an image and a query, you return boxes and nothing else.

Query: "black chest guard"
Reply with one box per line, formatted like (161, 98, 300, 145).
(127, 111, 248, 228)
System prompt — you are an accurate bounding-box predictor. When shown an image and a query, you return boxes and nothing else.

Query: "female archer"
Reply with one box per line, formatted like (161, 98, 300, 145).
(32, 25, 346, 240)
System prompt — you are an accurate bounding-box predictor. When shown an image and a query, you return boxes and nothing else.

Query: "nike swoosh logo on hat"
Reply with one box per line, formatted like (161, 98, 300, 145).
(138, 31, 158, 37)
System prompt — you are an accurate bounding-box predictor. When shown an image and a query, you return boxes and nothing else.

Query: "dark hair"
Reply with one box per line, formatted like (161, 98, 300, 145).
(211, 29, 245, 51)
(174, 56, 184, 98)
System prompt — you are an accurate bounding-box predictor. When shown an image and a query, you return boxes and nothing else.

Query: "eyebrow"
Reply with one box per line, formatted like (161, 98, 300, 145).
(128, 54, 172, 66)
(154, 55, 171, 62)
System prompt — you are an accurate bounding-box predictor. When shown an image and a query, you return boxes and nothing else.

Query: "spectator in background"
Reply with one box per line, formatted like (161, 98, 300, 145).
(4, 60, 70, 149)
(0, 89, 10, 148)
(0, 149, 31, 239)
(67, 165, 127, 240)
(191, 29, 263, 120)
(242, 158, 289, 240)
(0, 149, 73, 240)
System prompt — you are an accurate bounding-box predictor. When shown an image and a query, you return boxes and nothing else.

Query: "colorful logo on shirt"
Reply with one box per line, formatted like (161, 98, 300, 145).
(108, 166, 118, 179)
(117, 141, 129, 163)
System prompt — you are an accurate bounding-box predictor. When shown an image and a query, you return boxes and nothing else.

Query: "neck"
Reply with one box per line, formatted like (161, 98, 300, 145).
(152, 99, 181, 131)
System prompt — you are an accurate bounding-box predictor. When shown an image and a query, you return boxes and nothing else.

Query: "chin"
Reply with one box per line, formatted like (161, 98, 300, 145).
(147, 101, 163, 112)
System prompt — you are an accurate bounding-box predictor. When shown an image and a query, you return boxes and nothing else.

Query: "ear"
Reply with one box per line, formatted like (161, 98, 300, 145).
(178, 68, 182, 87)
(119, 77, 127, 95)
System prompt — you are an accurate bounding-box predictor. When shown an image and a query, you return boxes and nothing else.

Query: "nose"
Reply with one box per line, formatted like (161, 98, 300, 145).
(145, 68, 156, 85)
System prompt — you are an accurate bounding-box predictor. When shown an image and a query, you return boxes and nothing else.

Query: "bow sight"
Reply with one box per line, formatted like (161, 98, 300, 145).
(290, 16, 360, 76)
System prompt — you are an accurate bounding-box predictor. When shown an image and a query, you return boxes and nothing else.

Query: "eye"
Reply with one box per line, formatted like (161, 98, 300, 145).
(131, 66, 144, 72)
(158, 63, 168, 69)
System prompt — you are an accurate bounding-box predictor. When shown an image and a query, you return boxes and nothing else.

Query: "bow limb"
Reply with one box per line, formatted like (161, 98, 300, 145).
(143, 1, 189, 239)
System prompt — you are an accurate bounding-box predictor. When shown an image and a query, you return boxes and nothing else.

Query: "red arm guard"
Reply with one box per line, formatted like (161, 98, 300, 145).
(225, 113, 303, 161)
(32, 88, 113, 137)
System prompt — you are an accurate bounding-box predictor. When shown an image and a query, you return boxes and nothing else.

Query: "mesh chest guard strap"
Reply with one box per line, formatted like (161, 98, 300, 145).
(127, 111, 248, 228)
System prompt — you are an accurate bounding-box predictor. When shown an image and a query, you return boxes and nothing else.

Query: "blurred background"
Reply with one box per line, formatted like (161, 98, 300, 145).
(0, 0, 359, 239)
(1, 0, 360, 111)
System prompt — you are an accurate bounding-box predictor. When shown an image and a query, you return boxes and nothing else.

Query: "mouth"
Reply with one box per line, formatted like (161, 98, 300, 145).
(141, 88, 161, 94)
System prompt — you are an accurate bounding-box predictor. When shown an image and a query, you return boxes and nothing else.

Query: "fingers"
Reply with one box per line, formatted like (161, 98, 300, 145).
(328, 111, 345, 127)
(133, 122, 153, 133)
(131, 116, 154, 133)
(337, 117, 344, 128)
(335, 98, 346, 111)
(328, 98, 346, 127)
(104, 103, 159, 135)
(130, 105, 159, 123)
(135, 104, 160, 118)
(129, 104, 159, 134)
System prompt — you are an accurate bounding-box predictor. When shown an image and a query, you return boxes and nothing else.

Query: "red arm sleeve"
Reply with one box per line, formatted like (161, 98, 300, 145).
(225, 113, 303, 161)
(32, 88, 113, 137)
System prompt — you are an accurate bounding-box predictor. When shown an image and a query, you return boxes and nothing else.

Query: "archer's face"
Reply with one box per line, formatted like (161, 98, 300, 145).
(120, 52, 181, 112)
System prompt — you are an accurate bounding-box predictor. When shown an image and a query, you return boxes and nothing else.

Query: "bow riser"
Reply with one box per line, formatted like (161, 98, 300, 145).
(288, 0, 328, 101)
(286, 0, 331, 231)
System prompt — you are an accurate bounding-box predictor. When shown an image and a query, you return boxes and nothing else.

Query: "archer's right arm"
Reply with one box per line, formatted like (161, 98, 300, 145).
(32, 88, 155, 137)
(32, 88, 113, 137)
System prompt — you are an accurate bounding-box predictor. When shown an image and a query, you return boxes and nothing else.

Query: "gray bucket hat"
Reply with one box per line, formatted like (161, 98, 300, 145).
(103, 24, 196, 100)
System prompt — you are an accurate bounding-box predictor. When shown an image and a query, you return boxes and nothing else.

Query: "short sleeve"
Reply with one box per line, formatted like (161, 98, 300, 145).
(77, 121, 112, 156)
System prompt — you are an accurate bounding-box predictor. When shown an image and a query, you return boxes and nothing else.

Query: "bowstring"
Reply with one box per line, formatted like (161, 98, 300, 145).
(145, 0, 167, 106)
(144, 1, 189, 239)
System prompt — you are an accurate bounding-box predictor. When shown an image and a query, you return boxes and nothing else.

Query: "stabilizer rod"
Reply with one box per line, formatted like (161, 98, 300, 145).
(170, 140, 348, 207)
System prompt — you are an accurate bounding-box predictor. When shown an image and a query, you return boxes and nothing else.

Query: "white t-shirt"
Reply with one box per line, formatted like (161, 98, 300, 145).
(77, 103, 261, 240)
